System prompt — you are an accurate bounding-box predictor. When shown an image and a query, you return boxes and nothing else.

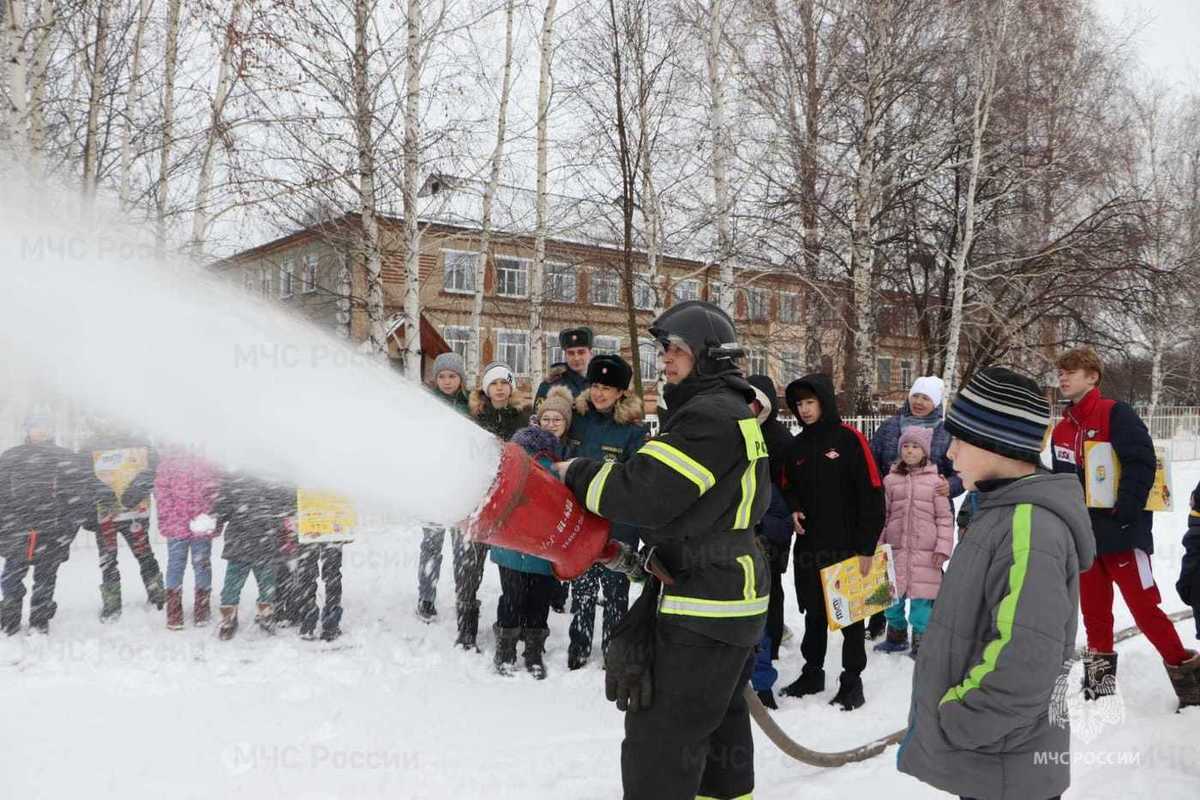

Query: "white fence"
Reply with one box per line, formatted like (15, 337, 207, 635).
(644, 407, 1200, 463)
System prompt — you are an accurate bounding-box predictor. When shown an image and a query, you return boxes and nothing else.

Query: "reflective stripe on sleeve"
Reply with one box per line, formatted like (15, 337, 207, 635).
(658, 593, 769, 619)
(638, 440, 716, 495)
(585, 462, 615, 515)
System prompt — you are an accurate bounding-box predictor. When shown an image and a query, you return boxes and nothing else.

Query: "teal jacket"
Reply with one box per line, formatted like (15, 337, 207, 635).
(489, 446, 558, 576)
(565, 388, 647, 547)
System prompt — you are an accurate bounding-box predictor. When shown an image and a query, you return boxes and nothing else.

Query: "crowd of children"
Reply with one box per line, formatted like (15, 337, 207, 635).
(3, 341, 1198, 755)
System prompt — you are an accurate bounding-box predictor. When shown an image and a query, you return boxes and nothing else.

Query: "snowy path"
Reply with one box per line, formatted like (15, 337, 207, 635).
(2, 465, 1198, 799)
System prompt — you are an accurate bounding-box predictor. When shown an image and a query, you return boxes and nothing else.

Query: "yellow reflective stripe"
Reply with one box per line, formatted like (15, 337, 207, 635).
(658, 593, 769, 619)
(585, 462, 615, 515)
(733, 462, 757, 529)
(638, 440, 716, 495)
(737, 554, 755, 600)
(738, 417, 768, 461)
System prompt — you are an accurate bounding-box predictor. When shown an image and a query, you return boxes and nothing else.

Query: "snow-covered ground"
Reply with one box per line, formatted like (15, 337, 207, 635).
(2, 466, 1198, 800)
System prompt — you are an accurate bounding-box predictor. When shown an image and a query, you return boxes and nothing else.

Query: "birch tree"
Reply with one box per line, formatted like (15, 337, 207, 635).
(701, 0, 733, 315)
(80, 0, 111, 195)
(467, 0, 516, 387)
(940, 0, 1012, 398)
(117, 0, 154, 208)
(156, 0, 182, 252)
(528, 0, 557, 390)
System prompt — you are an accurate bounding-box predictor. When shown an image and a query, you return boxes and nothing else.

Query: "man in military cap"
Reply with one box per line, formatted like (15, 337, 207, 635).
(535, 327, 594, 407)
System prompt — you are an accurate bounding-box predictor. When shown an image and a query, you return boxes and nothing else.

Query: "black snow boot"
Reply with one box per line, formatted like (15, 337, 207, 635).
(494, 625, 520, 675)
(567, 639, 590, 670)
(416, 600, 437, 623)
(320, 606, 342, 642)
(523, 627, 549, 680)
(756, 689, 778, 710)
(145, 572, 166, 610)
(781, 665, 825, 698)
(908, 631, 923, 660)
(299, 606, 319, 640)
(866, 612, 886, 641)
(1, 600, 22, 636)
(829, 671, 865, 711)
(1082, 651, 1118, 701)
(99, 582, 121, 623)
(29, 600, 56, 635)
(1166, 650, 1200, 710)
(455, 602, 480, 651)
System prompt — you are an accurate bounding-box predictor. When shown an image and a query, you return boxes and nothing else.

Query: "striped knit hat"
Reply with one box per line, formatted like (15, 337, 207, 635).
(944, 367, 1050, 465)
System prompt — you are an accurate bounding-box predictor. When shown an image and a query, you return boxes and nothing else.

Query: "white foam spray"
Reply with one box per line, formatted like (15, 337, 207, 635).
(0, 175, 499, 525)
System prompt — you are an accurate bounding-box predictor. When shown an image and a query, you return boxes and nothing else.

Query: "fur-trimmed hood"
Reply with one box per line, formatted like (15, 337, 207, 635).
(469, 389, 530, 417)
(575, 386, 644, 425)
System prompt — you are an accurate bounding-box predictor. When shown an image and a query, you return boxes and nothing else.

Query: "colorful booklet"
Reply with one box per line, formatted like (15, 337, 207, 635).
(297, 489, 357, 544)
(1082, 441, 1173, 512)
(820, 544, 897, 631)
(92, 447, 151, 522)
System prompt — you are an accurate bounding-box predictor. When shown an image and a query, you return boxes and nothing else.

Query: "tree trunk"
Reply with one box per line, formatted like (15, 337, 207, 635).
(401, 0, 423, 377)
(26, 0, 54, 170)
(469, 0, 517, 389)
(704, 0, 733, 315)
(81, 0, 111, 196)
(942, 2, 1006, 400)
(354, 0, 387, 360)
(2, 0, 29, 160)
(190, 0, 245, 259)
(156, 0, 183, 254)
(118, 0, 153, 209)
(530, 0, 557, 390)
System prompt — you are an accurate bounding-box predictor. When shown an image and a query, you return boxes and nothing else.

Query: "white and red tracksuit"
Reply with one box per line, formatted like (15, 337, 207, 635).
(1050, 387, 1189, 665)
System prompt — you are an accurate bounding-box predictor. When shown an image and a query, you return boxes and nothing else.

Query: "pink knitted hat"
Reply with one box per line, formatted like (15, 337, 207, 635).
(898, 425, 933, 456)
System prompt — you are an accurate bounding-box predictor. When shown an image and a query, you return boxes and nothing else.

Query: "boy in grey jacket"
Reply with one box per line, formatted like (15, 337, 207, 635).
(898, 367, 1096, 800)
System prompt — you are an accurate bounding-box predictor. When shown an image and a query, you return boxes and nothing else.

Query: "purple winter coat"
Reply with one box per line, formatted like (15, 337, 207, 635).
(154, 449, 221, 540)
(881, 463, 954, 600)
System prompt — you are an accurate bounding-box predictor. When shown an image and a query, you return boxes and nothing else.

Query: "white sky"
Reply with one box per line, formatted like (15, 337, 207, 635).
(1096, 0, 1200, 88)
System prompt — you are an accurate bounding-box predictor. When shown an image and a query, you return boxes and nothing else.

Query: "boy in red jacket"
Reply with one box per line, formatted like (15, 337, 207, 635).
(1050, 347, 1198, 708)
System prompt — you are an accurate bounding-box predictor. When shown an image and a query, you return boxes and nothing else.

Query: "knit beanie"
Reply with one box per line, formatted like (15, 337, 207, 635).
(944, 367, 1050, 465)
(512, 425, 564, 462)
(898, 425, 933, 458)
(909, 375, 945, 408)
(538, 386, 574, 430)
(432, 351, 466, 385)
(481, 360, 514, 390)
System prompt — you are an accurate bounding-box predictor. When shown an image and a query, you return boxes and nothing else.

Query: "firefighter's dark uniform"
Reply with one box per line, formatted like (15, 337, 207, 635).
(565, 370, 771, 800)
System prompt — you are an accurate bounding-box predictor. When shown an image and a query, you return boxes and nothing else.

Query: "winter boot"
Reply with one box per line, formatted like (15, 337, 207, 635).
(254, 602, 275, 634)
(218, 606, 239, 641)
(194, 589, 211, 627)
(165, 588, 184, 631)
(299, 607, 319, 640)
(866, 612, 887, 641)
(1082, 651, 1118, 701)
(829, 671, 865, 711)
(523, 627, 550, 680)
(416, 600, 437, 623)
(1165, 650, 1200, 710)
(493, 625, 521, 675)
(567, 640, 591, 671)
(908, 631, 923, 660)
(99, 582, 121, 623)
(29, 601, 56, 635)
(756, 689, 778, 710)
(1, 599, 22, 636)
(321, 606, 343, 642)
(781, 665, 826, 698)
(455, 602, 480, 651)
(145, 572, 166, 610)
(873, 625, 909, 654)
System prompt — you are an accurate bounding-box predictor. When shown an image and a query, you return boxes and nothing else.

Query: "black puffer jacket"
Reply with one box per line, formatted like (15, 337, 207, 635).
(0, 442, 109, 561)
(212, 473, 295, 564)
(782, 373, 886, 570)
(470, 392, 531, 441)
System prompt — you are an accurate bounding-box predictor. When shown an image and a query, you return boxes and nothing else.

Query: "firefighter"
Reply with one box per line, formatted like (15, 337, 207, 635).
(555, 301, 771, 800)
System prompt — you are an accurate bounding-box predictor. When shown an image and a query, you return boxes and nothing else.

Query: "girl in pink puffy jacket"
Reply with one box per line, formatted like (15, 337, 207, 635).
(153, 445, 222, 630)
(873, 426, 954, 657)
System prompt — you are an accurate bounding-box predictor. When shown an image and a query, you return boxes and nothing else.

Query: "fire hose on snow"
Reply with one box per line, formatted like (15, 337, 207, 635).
(465, 443, 1194, 768)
